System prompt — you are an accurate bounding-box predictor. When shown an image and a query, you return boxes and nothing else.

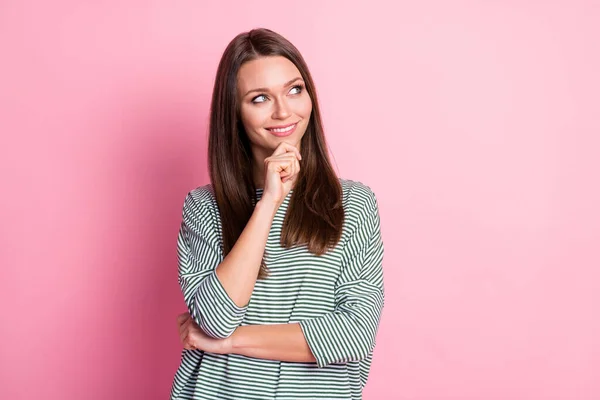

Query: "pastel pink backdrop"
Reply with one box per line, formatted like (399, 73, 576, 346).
(0, 1, 598, 399)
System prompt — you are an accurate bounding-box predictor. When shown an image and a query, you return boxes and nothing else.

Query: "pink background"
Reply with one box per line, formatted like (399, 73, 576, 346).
(1, 1, 598, 399)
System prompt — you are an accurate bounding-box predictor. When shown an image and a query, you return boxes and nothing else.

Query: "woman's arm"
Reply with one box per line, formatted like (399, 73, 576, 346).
(298, 191, 385, 368)
(214, 197, 278, 308)
(229, 188, 385, 368)
(179, 143, 301, 339)
(177, 190, 277, 340)
(229, 323, 317, 363)
(181, 186, 384, 360)
(177, 312, 314, 362)
(213, 142, 301, 309)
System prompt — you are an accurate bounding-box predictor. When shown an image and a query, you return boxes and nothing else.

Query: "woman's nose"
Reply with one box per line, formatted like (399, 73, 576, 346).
(272, 98, 291, 120)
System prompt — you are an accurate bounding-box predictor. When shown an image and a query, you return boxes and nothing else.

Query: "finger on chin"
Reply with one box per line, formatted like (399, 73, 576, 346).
(272, 141, 298, 156)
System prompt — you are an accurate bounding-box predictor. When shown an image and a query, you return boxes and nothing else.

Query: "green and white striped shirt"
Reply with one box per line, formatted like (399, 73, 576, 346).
(170, 178, 385, 400)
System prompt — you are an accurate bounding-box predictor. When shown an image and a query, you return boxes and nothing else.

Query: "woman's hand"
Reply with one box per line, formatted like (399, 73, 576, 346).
(176, 312, 232, 354)
(262, 142, 302, 207)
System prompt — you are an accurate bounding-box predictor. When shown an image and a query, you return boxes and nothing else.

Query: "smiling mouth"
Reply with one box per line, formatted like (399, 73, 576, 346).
(265, 122, 298, 133)
(265, 122, 299, 138)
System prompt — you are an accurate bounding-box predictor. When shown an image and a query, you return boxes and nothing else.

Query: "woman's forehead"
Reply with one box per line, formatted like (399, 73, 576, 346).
(237, 56, 302, 92)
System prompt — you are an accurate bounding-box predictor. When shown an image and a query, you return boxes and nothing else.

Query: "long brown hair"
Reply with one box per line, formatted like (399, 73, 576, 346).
(208, 28, 344, 279)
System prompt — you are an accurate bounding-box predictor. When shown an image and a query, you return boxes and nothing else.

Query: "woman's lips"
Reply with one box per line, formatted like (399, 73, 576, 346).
(265, 122, 298, 137)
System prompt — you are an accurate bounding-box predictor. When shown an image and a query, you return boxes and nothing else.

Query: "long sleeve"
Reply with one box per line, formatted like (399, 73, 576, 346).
(299, 189, 385, 369)
(177, 189, 248, 339)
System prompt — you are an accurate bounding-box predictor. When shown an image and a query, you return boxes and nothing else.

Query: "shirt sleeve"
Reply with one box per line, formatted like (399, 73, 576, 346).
(299, 189, 385, 368)
(177, 190, 248, 339)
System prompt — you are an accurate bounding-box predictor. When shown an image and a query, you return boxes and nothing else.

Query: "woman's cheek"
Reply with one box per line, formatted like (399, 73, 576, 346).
(241, 105, 263, 132)
(297, 97, 312, 117)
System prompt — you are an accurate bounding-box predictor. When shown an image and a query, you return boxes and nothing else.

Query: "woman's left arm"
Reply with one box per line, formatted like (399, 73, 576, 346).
(182, 250, 383, 364)
(177, 314, 316, 362)
(229, 323, 316, 363)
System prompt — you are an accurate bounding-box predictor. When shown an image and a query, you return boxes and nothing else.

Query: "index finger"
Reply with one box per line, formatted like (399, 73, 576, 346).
(272, 142, 301, 160)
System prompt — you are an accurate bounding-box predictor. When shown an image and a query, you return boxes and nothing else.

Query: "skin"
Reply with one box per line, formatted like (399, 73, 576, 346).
(237, 55, 312, 195)
(176, 56, 317, 362)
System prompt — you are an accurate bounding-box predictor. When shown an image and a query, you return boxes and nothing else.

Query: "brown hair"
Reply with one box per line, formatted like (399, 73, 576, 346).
(208, 28, 344, 279)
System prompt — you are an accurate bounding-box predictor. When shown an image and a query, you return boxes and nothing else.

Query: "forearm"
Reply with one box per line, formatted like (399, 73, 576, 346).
(215, 198, 278, 308)
(229, 323, 317, 363)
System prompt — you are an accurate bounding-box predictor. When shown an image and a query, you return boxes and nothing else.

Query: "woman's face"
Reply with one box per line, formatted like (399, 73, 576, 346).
(237, 56, 312, 160)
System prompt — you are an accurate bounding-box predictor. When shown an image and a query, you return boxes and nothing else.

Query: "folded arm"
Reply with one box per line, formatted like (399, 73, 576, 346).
(229, 191, 385, 368)
(178, 189, 278, 339)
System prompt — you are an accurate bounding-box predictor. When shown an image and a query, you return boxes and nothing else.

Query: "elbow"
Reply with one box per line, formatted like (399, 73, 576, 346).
(349, 328, 376, 362)
(199, 316, 237, 339)
(189, 302, 244, 340)
(203, 327, 236, 340)
(345, 311, 381, 362)
(185, 272, 248, 339)
(300, 314, 379, 369)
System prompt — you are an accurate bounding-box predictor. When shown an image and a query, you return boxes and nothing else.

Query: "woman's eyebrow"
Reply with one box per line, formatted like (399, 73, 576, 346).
(244, 77, 303, 97)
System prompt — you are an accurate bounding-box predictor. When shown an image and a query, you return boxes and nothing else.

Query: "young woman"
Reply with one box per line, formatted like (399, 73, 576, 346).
(170, 28, 385, 400)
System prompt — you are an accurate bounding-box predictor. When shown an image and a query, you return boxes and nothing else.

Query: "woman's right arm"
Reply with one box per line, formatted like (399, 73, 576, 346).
(214, 141, 301, 310)
(213, 196, 278, 308)
(177, 191, 277, 340)
(178, 142, 301, 339)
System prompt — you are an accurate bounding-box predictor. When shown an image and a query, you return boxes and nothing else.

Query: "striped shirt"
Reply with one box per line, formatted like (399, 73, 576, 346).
(170, 178, 385, 400)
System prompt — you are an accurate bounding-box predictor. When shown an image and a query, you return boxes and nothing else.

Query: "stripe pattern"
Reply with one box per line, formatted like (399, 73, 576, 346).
(170, 179, 385, 400)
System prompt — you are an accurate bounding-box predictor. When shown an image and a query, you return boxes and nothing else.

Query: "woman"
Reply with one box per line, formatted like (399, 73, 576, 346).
(170, 28, 385, 400)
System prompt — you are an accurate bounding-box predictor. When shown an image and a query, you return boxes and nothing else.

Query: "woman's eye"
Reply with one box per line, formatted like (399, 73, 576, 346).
(252, 95, 267, 103)
(251, 86, 302, 103)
